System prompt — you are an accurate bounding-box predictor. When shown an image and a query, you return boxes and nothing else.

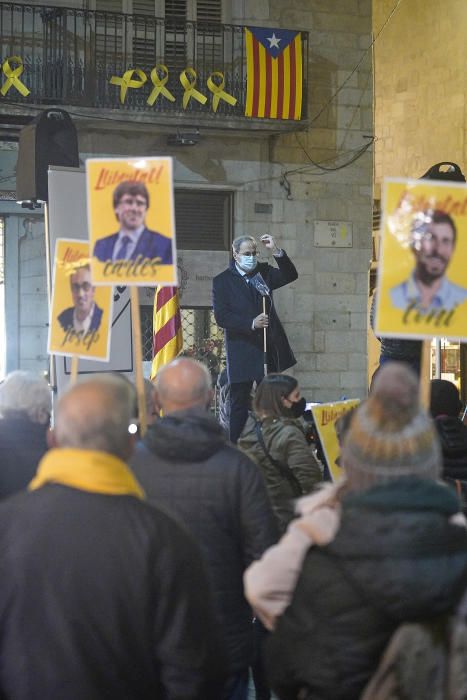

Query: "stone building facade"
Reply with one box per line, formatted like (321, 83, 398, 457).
(0, 0, 373, 401)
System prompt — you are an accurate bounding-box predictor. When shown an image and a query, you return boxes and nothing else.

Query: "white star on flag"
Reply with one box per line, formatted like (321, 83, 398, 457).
(267, 33, 281, 49)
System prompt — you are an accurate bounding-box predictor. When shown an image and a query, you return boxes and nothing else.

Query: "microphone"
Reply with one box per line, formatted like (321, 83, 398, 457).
(248, 272, 270, 297)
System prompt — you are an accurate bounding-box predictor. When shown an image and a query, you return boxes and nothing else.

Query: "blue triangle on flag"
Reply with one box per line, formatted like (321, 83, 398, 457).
(247, 27, 300, 58)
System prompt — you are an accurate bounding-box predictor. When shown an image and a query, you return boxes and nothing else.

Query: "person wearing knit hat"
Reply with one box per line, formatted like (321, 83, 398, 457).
(264, 363, 467, 700)
(343, 362, 441, 492)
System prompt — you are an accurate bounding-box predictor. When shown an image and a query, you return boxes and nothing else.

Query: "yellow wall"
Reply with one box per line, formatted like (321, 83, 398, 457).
(373, 0, 467, 184)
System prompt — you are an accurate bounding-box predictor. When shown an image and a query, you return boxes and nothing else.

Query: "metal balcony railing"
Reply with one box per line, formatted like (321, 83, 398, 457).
(0, 2, 308, 122)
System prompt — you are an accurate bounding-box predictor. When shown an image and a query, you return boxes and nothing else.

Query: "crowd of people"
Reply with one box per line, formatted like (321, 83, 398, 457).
(1, 359, 467, 699)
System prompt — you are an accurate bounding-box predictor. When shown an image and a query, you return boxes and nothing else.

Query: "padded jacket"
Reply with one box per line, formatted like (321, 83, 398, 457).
(130, 409, 278, 673)
(0, 483, 226, 700)
(0, 416, 48, 499)
(238, 414, 323, 533)
(266, 477, 467, 700)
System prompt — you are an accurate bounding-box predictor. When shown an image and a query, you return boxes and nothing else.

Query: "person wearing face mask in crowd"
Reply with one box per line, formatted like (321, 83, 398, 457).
(238, 374, 323, 535)
(213, 235, 298, 443)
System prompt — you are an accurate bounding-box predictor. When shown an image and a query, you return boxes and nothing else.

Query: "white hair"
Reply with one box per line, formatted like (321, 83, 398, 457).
(0, 371, 51, 425)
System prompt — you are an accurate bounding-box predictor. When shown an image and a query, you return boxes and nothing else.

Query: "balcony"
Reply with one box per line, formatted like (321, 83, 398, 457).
(0, 2, 309, 135)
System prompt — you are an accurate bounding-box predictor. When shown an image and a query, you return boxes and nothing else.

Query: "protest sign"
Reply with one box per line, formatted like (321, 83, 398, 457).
(48, 239, 112, 361)
(311, 399, 360, 482)
(86, 157, 177, 287)
(375, 178, 467, 340)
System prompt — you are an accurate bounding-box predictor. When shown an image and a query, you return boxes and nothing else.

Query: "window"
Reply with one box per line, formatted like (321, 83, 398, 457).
(92, 0, 223, 70)
(165, 0, 223, 71)
(175, 188, 232, 250)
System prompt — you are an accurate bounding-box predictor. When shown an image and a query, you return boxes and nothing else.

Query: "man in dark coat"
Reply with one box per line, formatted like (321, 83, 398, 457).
(0, 370, 51, 500)
(212, 234, 298, 442)
(131, 358, 278, 700)
(93, 180, 173, 263)
(0, 375, 226, 700)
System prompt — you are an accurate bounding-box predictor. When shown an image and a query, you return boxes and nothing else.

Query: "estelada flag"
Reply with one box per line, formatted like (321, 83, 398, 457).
(245, 26, 302, 120)
(151, 286, 183, 379)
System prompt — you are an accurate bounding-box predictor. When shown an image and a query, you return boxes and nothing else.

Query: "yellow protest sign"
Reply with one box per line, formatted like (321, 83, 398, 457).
(375, 178, 467, 341)
(311, 400, 360, 482)
(86, 157, 177, 286)
(48, 239, 112, 361)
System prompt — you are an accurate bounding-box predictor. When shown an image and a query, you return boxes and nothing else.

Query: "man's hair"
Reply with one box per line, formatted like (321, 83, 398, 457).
(154, 358, 212, 407)
(253, 373, 298, 418)
(69, 263, 91, 282)
(412, 209, 457, 246)
(0, 371, 51, 425)
(113, 181, 150, 209)
(54, 375, 134, 458)
(232, 235, 257, 254)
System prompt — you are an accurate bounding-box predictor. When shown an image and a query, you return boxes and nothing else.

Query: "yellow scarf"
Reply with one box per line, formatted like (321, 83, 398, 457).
(29, 448, 145, 499)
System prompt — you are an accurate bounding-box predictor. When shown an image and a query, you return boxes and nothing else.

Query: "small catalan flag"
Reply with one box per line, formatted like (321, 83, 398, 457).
(245, 27, 302, 120)
(151, 286, 183, 379)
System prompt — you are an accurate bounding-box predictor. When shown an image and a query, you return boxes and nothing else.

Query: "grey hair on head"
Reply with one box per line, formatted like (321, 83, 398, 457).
(232, 235, 257, 253)
(54, 374, 135, 459)
(0, 371, 51, 425)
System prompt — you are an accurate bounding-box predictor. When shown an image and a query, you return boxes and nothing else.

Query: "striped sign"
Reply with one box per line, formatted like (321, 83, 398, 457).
(245, 27, 302, 120)
(151, 285, 183, 379)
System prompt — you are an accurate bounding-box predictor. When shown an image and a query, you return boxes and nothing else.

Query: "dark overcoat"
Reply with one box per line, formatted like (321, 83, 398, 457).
(212, 253, 298, 383)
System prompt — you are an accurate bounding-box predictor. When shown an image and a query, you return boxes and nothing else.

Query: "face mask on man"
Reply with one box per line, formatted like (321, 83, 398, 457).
(239, 255, 257, 272)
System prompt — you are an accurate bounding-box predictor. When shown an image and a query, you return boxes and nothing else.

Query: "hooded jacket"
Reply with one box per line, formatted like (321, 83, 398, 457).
(266, 477, 467, 700)
(130, 409, 278, 673)
(238, 414, 323, 533)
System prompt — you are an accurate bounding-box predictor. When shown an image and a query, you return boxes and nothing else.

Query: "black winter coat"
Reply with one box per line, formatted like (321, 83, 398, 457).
(0, 483, 226, 700)
(212, 254, 297, 383)
(435, 416, 467, 480)
(266, 477, 467, 700)
(0, 416, 48, 499)
(131, 409, 278, 673)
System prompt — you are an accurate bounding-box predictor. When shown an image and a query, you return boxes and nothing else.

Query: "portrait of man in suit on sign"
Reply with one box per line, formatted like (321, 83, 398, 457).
(57, 264, 103, 333)
(92, 181, 173, 265)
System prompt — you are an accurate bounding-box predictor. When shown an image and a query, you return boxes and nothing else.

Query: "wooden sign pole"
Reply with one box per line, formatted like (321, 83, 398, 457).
(69, 355, 79, 385)
(130, 287, 147, 436)
(419, 339, 431, 409)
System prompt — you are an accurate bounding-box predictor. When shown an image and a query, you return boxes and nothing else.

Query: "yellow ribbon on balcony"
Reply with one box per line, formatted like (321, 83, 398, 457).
(0, 56, 30, 97)
(207, 71, 237, 112)
(110, 68, 147, 104)
(180, 68, 207, 109)
(147, 65, 175, 106)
